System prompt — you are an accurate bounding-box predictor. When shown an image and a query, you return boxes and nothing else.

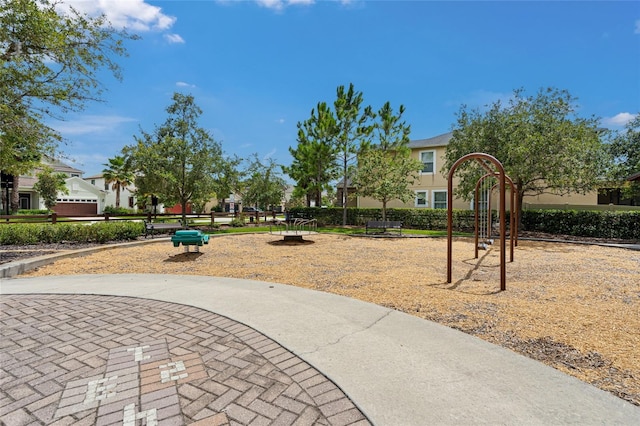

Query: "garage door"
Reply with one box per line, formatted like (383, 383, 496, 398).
(53, 201, 98, 215)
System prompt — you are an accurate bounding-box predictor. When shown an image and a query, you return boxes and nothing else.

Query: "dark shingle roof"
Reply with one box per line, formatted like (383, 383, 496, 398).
(408, 132, 453, 149)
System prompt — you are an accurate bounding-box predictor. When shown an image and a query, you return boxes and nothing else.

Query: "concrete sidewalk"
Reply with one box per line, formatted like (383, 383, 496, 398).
(2, 274, 639, 425)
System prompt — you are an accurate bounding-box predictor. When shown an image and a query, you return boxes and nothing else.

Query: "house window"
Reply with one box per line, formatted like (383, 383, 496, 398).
(415, 190, 428, 207)
(129, 196, 134, 208)
(71, 173, 79, 177)
(104, 183, 109, 191)
(420, 151, 435, 174)
(91, 179, 96, 185)
(432, 190, 447, 209)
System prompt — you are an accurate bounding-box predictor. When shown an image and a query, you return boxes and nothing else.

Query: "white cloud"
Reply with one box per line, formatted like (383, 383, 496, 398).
(255, 0, 314, 11)
(602, 112, 637, 128)
(176, 81, 196, 88)
(164, 33, 185, 44)
(52, 115, 137, 136)
(221, 0, 356, 11)
(59, 0, 177, 32)
(635, 19, 640, 34)
(276, 118, 285, 124)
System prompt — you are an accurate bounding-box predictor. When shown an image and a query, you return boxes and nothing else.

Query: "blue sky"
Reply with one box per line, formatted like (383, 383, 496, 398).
(53, 0, 640, 177)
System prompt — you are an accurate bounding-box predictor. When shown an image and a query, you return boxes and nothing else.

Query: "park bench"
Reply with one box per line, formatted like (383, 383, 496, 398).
(366, 220, 402, 235)
(144, 219, 184, 238)
(171, 230, 209, 252)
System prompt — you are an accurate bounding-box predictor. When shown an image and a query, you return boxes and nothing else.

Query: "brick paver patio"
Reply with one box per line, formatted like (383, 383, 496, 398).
(0, 294, 370, 425)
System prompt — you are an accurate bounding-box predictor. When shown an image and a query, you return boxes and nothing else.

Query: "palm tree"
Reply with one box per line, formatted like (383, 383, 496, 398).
(102, 156, 134, 208)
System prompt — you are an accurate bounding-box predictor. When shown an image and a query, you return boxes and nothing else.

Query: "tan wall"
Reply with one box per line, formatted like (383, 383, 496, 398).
(356, 144, 601, 211)
(522, 191, 598, 208)
(357, 146, 469, 210)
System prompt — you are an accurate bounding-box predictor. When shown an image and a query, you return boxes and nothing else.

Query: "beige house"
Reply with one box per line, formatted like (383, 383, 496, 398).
(356, 132, 601, 211)
(7, 157, 141, 215)
(10, 157, 88, 212)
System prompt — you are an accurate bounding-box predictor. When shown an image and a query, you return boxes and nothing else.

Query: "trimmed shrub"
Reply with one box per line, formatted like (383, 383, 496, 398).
(17, 209, 49, 215)
(520, 210, 640, 240)
(287, 207, 639, 239)
(103, 206, 133, 215)
(287, 207, 475, 232)
(229, 218, 244, 227)
(0, 221, 145, 245)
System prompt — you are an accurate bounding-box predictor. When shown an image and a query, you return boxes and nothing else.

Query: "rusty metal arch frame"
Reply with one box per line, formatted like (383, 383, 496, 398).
(447, 153, 507, 291)
(474, 173, 519, 262)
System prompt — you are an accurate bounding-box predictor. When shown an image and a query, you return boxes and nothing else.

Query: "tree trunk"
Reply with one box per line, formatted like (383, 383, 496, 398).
(115, 185, 121, 208)
(2, 185, 8, 214)
(10, 175, 19, 213)
(314, 189, 322, 207)
(517, 186, 525, 232)
(381, 200, 387, 222)
(181, 200, 188, 227)
(342, 173, 348, 226)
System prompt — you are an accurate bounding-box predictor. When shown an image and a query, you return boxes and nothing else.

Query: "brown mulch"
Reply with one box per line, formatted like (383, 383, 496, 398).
(6, 233, 640, 406)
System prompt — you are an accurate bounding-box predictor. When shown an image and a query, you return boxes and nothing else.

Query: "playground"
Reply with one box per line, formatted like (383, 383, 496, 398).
(19, 233, 640, 406)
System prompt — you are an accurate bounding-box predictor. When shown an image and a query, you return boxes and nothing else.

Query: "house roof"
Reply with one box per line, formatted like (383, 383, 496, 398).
(408, 132, 453, 149)
(84, 173, 104, 180)
(43, 156, 84, 175)
(627, 171, 640, 182)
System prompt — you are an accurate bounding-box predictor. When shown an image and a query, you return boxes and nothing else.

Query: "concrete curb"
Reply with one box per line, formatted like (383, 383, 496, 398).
(0, 237, 169, 278)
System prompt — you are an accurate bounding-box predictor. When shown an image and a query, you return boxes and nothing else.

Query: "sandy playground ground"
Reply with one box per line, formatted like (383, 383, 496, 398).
(17, 233, 640, 406)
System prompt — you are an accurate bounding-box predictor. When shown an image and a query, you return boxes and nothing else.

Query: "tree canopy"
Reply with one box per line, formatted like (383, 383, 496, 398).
(102, 155, 134, 209)
(443, 87, 609, 211)
(334, 84, 376, 225)
(125, 93, 222, 223)
(607, 114, 640, 198)
(352, 102, 421, 220)
(284, 102, 339, 207)
(1, 0, 135, 212)
(1, 0, 135, 169)
(241, 155, 287, 211)
(287, 83, 374, 223)
(32, 166, 68, 210)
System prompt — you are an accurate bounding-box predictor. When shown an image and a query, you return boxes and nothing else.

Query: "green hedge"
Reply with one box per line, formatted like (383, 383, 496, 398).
(103, 206, 134, 215)
(289, 207, 640, 239)
(520, 210, 640, 240)
(289, 207, 475, 232)
(0, 221, 145, 245)
(16, 209, 49, 215)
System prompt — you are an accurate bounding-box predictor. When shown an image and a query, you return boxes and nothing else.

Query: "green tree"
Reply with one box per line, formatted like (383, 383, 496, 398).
(102, 155, 134, 208)
(607, 114, 640, 199)
(212, 154, 243, 209)
(32, 166, 68, 210)
(1, 0, 135, 211)
(443, 87, 609, 214)
(125, 93, 222, 224)
(241, 155, 287, 212)
(353, 102, 422, 221)
(285, 102, 339, 207)
(333, 84, 375, 225)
